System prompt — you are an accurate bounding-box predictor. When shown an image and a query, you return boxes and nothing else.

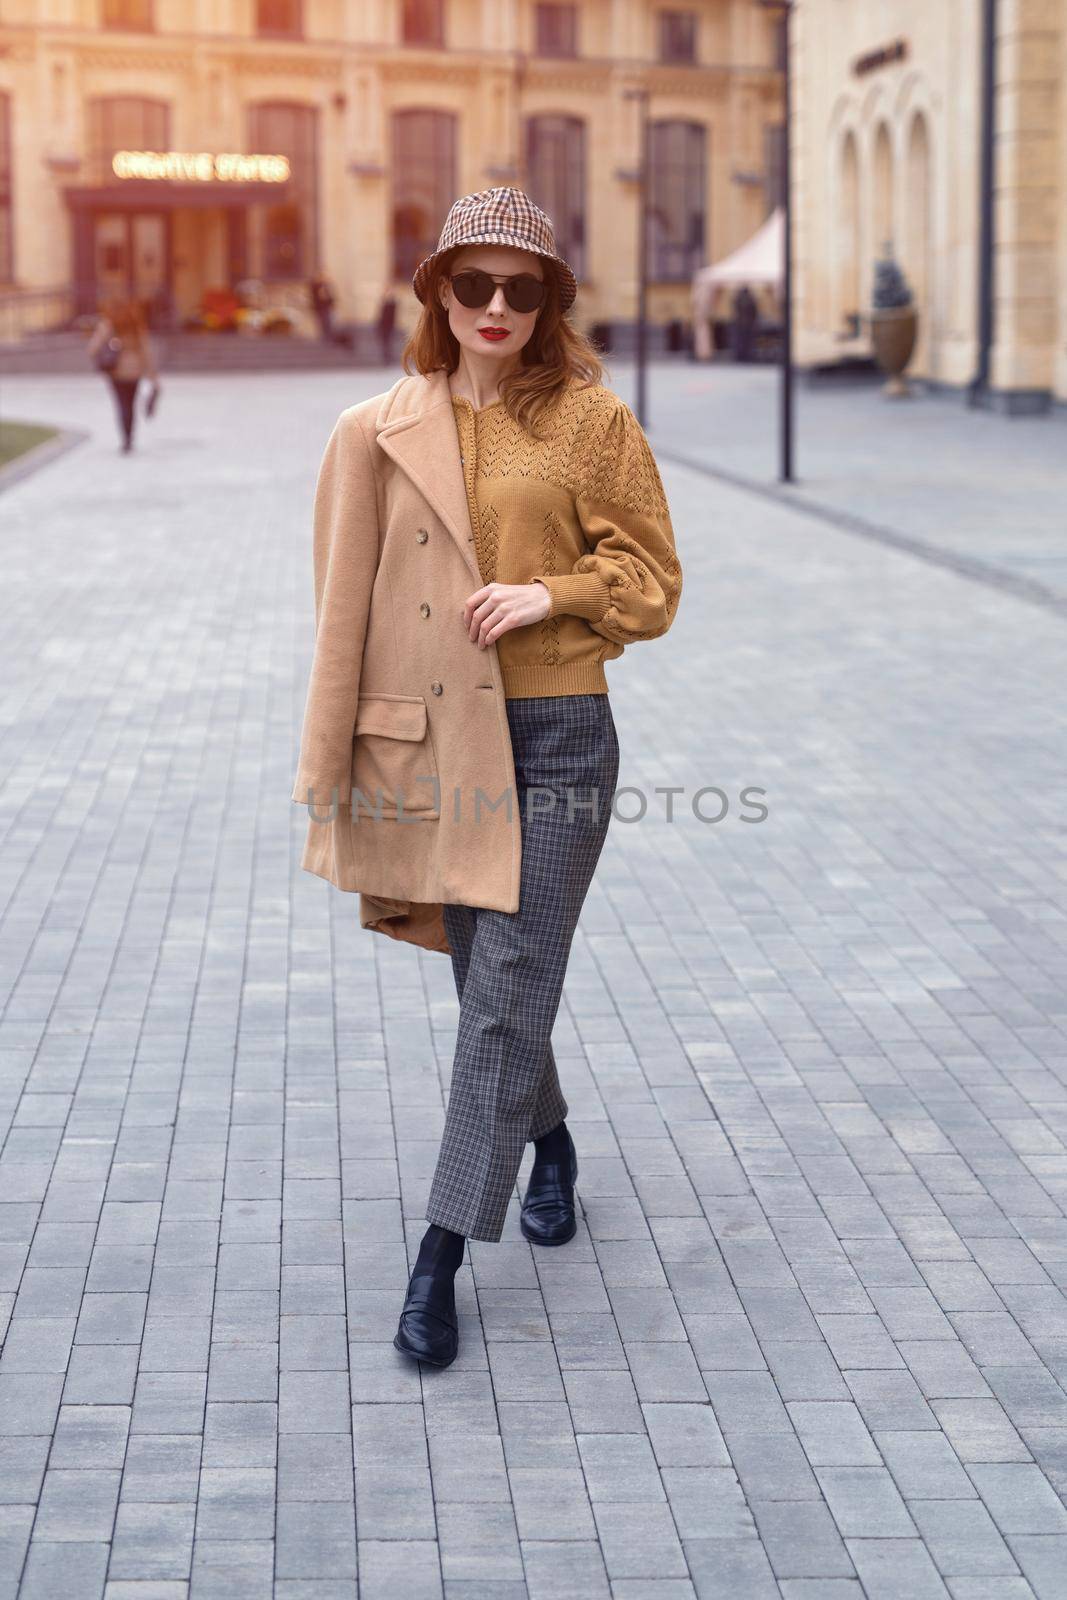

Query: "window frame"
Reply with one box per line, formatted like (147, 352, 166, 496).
(391, 107, 458, 282)
(534, 2, 578, 58)
(647, 118, 706, 283)
(401, 0, 445, 48)
(524, 113, 586, 281)
(246, 100, 319, 281)
(101, 0, 154, 31)
(255, 0, 304, 40)
(657, 9, 697, 65)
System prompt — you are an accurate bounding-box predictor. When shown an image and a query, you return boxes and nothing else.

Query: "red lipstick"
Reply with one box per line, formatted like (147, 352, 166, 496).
(478, 328, 510, 342)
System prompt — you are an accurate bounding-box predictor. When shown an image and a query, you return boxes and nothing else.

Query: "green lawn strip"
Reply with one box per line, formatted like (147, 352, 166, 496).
(0, 420, 59, 468)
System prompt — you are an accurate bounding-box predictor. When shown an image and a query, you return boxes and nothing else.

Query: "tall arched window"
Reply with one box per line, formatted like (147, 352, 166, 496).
(647, 120, 706, 281)
(392, 109, 457, 282)
(872, 121, 893, 256)
(906, 111, 932, 369)
(0, 93, 12, 283)
(836, 129, 860, 334)
(247, 102, 318, 279)
(524, 115, 585, 280)
(88, 96, 170, 184)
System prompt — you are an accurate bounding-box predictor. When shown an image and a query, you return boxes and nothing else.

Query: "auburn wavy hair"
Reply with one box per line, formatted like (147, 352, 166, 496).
(101, 297, 149, 346)
(400, 245, 604, 438)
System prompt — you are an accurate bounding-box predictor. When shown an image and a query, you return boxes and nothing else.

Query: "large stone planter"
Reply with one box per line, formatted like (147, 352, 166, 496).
(870, 305, 918, 396)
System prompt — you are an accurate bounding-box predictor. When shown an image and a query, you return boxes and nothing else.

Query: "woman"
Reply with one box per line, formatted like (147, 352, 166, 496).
(290, 187, 682, 1369)
(87, 297, 160, 452)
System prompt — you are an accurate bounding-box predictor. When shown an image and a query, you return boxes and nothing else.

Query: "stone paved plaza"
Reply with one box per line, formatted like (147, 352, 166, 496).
(1, 367, 1066, 1598)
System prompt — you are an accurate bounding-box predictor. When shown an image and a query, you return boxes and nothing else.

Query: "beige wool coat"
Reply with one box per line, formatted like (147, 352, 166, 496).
(291, 365, 528, 957)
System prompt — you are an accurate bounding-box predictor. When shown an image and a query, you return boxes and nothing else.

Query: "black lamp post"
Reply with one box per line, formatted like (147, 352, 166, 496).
(623, 84, 650, 428)
(757, 0, 794, 483)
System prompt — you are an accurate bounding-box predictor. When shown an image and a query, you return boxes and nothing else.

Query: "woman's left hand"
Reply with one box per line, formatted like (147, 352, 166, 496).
(464, 580, 552, 648)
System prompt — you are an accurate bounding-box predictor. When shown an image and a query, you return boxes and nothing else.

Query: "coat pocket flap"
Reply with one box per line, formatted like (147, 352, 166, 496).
(354, 694, 427, 742)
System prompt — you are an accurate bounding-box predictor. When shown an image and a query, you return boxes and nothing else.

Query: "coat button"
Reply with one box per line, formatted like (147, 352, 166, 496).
(419, 602, 431, 618)
(431, 681, 443, 696)
(415, 528, 428, 543)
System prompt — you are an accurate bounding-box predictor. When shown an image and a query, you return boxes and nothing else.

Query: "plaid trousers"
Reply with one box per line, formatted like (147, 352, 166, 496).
(425, 692, 620, 1242)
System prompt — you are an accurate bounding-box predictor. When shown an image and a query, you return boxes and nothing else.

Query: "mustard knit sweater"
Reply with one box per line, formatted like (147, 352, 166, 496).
(451, 379, 683, 698)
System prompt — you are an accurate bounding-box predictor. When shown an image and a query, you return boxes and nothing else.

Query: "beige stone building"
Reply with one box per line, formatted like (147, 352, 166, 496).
(0, 0, 783, 342)
(792, 0, 1067, 409)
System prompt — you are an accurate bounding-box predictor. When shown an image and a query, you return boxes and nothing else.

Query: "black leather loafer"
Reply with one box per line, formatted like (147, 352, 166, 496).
(521, 1128, 579, 1246)
(393, 1268, 459, 1367)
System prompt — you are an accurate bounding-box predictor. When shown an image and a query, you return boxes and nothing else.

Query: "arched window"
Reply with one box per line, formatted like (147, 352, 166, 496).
(524, 115, 585, 280)
(906, 111, 932, 368)
(872, 121, 893, 256)
(836, 129, 860, 333)
(391, 109, 457, 282)
(647, 120, 706, 281)
(88, 96, 170, 184)
(247, 102, 319, 279)
(0, 93, 12, 283)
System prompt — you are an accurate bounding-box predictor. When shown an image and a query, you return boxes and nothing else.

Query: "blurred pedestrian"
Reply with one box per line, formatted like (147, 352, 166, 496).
(309, 271, 336, 342)
(731, 283, 758, 363)
(377, 289, 397, 364)
(87, 297, 161, 453)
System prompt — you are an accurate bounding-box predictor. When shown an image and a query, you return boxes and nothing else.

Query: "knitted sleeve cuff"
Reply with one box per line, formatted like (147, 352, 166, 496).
(530, 573, 614, 622)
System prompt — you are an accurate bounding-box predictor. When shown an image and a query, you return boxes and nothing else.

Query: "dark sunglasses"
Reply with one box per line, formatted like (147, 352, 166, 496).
(448, 268, 547, 314)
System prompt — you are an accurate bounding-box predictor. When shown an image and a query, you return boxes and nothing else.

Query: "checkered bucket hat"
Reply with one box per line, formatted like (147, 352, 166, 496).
(411, 186, 578, 313)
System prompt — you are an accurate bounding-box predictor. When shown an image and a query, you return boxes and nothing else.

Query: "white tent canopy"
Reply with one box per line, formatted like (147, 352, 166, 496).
(691, 208, 783, 357)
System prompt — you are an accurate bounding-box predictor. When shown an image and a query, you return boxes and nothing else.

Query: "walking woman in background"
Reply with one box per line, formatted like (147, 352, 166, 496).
(291, 187, 683, 1371)
(87, 297, 161, 453)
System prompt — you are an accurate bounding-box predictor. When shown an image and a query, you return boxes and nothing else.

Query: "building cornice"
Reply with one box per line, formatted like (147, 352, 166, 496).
(0, 24, 781, 85)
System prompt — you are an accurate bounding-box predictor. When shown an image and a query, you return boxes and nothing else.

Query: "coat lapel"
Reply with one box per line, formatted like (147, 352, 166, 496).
(375, 369, 482, 585)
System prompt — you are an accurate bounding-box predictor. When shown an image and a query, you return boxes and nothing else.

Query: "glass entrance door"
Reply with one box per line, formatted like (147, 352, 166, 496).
(91, 211, 171, 324)
(131, 213, 166, 305)
(93, 213, 128, 303)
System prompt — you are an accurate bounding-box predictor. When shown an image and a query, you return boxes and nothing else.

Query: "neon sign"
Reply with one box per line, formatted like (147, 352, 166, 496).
(112, 151, 291, 182)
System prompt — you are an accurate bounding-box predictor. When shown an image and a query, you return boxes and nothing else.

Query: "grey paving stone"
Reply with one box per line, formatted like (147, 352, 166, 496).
(49, 1404, 130, 1468)
(815, 1465, 917, 1537)
(966, 1464, 1067, 1534)
(762, 1342, 852, 1402)
(120, 1433, 201, 1502)
(576, 1432, 664, 1502)
(33, 1469, 121, 1542)
(844, 1370, 939, 1433)
(931, 1399, 1032, 1464)
(0, 1373, 63, 1436)
(130, 1372, 207, 1435)
(206, 1342, 278, 1402)
(590, 1501, 688, 1580)
(751, 1499, 855, 1578)
(726, 1429, 822, 1502)
(908, 1498, 1020, 1577)
(519, 1539, 609, 1600)
(846, 1537, 952, 1598)
(194, 1466, 276, 1541)
(788, 1402, 881, 1467)
(359, 1537, 444, 1600)
(188, 1538, 274, 1600)
(107, 1501, 196, 1580)
(876, 1431, 978, 1500)
(702, 1372, 791, 1435)
(641, 1402, 730, 1468)
(684, 1536, 779, 1600)
(275, 1500, 357, 1579)
(18, 1539, 109, 1600)
(1008, 1535, 1067, 1600)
